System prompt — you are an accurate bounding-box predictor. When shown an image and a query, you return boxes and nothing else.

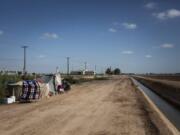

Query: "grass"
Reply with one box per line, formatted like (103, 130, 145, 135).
(63, 75, 109, 84)
(0, 74, 36, 98)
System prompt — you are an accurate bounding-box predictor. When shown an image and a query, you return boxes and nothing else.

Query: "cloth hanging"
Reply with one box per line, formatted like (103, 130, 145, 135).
(21, 80, 40, 101)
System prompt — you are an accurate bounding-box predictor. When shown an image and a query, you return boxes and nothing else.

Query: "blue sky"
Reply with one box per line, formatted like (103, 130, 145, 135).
(0, 0, 180, 73)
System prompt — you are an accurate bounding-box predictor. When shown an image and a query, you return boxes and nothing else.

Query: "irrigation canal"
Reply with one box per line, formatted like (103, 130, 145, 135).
(131, 78, 180, 131)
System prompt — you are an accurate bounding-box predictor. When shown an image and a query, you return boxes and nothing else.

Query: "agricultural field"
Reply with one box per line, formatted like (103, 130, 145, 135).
(143, 75, 180, 81)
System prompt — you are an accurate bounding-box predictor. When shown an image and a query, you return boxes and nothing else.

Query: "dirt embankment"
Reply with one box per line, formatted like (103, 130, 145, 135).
(0, 76, 158, 135)
(133, 76, 180, 107)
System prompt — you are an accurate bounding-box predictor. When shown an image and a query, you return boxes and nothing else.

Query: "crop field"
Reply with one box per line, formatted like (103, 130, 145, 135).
(142, 75, 180, 81)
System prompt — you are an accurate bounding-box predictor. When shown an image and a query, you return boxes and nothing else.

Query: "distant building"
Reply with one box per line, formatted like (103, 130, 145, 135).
(2, 71, 18, 75)
(70, 70, 96, 76)
(70, 71, 83, 75)
(0, 70, 24, 75)
(83, 70, 95, 75)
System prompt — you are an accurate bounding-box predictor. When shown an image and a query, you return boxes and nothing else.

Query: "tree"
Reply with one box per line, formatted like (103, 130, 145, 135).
(105, 68, 112, 75)
(18, 71, 22, 76)
(113, 68, 121, 75)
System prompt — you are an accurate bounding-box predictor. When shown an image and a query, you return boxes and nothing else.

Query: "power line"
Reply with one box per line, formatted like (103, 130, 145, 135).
(22, 46, 28, 75)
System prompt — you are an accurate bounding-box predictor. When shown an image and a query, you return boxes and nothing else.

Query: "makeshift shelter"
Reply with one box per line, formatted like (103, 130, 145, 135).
(7, 73, 63, 102)
(37, 73, 63, 97)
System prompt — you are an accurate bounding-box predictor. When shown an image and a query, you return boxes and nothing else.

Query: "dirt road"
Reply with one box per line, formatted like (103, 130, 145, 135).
(0, 76, 158, 135)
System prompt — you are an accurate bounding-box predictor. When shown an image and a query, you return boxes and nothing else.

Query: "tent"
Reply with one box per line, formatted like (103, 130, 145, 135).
(37, 73, 63, 97)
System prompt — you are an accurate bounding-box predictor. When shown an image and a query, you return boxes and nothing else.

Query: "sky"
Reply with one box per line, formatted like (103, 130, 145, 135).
(0, 0, 180, 74)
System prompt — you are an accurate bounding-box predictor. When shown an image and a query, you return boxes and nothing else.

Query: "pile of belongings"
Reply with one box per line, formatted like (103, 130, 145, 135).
(62, 79, 71, 91)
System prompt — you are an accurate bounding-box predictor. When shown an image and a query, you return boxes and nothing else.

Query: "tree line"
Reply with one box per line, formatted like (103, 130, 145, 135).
(105, 67, 121, 75)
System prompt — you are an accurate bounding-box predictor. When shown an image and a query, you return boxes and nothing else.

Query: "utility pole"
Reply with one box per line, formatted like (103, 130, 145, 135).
(94, 65, 97, 76)
(56, 66, 59, 73)
(66, 57, 70, 75)
(84, 62, 87, 71)
(22, 46, 28, 75)
(95, 65, 96, 73)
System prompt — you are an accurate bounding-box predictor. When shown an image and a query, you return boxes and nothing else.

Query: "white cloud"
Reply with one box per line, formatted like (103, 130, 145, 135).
(167, 9, 180, 18)
(38, 55, 46, 58)
(41, 32, 59, 39)
(108, 28, 117, 32)
(161, 43, 175, 48)
(145, 2, 157, 9)
(0, 30, 4, 35)
(153, 12, 166, 20)
(122, 23, 137, 30)
(153, 9, 180, 20)
(145, 55, 152, 58)
(122, 51, 134, 54)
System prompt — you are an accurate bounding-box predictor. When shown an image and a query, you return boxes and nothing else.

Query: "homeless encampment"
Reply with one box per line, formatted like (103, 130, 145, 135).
(7, 73, 67, 102)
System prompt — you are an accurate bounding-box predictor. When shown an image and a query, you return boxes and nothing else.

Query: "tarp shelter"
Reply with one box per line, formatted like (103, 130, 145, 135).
(37, 73, 63, 97)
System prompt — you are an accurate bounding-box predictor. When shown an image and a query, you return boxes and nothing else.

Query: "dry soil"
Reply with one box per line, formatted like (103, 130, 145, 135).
(0, 76, 158, 135)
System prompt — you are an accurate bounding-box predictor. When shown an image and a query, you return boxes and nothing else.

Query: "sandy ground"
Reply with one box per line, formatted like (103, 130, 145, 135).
(0, 76, 158, 135)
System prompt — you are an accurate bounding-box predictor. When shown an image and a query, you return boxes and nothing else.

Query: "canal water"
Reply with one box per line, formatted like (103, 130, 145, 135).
(131, 78, 180, 131)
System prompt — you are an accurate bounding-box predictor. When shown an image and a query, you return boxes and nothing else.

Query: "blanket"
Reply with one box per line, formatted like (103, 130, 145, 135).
(21, 80, 40, 101)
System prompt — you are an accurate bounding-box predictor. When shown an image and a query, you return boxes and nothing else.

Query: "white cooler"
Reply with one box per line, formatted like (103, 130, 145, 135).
(4, 97, 14, 104)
